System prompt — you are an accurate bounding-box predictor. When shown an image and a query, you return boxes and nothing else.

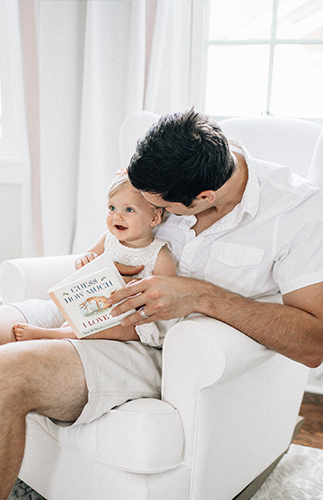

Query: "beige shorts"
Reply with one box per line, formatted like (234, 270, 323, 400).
(12, 299, 162, 425)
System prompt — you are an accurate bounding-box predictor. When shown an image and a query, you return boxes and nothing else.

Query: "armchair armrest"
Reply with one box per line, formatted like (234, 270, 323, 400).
(162, 313, 309, 499)
(0, 255, 77, 303)
(162, 314, 274, 461)
(162, 312, 274, 388)
(162, 294, 285, 406)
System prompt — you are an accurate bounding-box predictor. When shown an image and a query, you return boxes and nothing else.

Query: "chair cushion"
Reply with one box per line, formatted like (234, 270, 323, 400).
(27, 398, 184, 473)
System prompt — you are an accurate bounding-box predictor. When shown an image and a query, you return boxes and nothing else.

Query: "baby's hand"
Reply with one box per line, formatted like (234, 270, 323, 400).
(75, 252, 98, 269)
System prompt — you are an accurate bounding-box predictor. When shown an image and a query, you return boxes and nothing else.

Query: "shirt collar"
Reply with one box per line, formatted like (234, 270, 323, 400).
(199, 140, 260, 235)
(229, 139, 260, 219)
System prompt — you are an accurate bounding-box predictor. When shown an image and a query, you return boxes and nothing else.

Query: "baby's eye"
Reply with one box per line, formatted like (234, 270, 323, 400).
(108, 205, 116, 212)
(125, 207, 134, 213)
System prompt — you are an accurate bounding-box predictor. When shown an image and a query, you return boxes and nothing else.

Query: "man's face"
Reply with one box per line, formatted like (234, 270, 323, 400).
(141, 192, 201, 216)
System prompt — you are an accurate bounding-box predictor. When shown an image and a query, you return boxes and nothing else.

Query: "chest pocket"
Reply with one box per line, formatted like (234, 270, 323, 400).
(204, 241, 264, 297)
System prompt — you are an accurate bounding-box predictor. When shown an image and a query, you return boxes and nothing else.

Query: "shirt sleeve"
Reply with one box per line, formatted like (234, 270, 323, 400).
(273, 192, 323, 295)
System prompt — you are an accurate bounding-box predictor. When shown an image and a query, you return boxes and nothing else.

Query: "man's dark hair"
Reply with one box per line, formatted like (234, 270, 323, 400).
(127, 109, 235, 207)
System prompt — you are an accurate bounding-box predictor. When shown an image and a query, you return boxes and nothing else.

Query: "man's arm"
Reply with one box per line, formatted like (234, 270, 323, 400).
(108, 276, 323, 367)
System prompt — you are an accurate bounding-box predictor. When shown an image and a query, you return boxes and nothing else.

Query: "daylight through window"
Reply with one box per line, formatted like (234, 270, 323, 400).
(206, 0, 323, 122)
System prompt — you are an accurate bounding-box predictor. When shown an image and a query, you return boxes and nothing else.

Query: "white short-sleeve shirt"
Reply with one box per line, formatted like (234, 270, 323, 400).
(156, 140, 323, 299)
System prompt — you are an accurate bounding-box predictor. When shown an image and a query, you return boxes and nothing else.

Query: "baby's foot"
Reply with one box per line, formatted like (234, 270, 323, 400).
(13, 323, 50, 341)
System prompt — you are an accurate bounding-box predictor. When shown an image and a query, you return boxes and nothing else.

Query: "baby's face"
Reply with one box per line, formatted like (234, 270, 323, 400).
(106, 186, 161, 246)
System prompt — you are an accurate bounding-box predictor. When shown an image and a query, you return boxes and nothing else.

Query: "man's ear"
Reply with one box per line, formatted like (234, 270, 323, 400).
(196, 190, 216, 204)
(150, 208, 163, 227)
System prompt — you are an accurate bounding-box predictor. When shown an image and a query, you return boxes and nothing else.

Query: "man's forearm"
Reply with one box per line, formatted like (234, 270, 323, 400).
(107, 275, 323, 366)
(197, 280, 323, 368)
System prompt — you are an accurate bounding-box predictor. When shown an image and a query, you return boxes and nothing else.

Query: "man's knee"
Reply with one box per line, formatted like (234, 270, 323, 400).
(0, 339, 88, 421)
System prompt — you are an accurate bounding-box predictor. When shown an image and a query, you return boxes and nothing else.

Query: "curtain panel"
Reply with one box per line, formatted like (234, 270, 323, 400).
(37, 0, 147, 255)
(3, 0, 204, 258)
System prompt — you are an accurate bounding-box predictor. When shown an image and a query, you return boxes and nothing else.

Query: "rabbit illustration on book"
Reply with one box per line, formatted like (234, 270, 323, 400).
(80, 295, 114, 315)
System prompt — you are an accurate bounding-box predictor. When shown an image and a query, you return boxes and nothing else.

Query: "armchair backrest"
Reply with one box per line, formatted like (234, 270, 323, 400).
(308, 129, 323, 188)
(219, 116, 323, 181)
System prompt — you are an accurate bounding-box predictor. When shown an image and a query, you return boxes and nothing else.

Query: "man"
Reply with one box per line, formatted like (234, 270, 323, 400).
(108, 109, 323, 367)
(0, 109, 322, 498)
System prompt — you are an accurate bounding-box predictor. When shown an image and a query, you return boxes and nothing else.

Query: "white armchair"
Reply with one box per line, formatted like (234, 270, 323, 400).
(0, 113, 321, 500)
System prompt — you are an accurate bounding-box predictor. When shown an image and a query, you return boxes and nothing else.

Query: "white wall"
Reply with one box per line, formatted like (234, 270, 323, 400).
(0, 184, 22, 265)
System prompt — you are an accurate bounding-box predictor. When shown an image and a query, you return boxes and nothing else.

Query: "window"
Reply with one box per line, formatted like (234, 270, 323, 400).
(205, 0, 323, 122)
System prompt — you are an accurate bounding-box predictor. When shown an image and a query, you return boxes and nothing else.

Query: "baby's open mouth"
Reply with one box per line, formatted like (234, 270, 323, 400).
(115, 224, 127, 231)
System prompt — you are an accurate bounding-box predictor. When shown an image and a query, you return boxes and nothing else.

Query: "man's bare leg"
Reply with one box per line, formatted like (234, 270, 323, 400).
(0, 339, 88, 500)
(0, 306, 25, 345)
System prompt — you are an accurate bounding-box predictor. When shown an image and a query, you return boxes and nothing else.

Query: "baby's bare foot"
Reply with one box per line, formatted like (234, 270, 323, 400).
(13, 323, 50, 341)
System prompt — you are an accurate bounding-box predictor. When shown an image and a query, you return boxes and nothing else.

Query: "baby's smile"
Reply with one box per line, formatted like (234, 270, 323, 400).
(114, 224, 127, 231)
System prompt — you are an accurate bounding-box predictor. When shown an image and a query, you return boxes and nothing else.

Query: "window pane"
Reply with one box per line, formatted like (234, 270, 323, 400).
(208, 0, 273, 40)
(271, 44, 323, 117)
(206, 45, 270, 116)
(277, 0, 323, 39)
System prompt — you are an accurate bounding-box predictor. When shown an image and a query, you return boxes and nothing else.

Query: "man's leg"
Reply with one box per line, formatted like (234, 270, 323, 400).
(0, 339, 88, 500)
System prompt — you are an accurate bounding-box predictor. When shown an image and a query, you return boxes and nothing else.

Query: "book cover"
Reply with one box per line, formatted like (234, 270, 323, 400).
(48, 252, 135, 338)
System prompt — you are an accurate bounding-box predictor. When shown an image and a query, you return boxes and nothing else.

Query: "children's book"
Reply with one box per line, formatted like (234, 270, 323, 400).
(48, 252, 136, 338)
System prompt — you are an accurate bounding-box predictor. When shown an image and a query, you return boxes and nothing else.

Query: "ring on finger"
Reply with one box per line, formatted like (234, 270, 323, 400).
(139, 307, 149, 320)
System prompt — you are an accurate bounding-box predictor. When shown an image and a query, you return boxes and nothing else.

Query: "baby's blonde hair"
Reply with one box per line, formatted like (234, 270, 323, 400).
(107, 173, 132, 199)
(107, 172, 166, 220)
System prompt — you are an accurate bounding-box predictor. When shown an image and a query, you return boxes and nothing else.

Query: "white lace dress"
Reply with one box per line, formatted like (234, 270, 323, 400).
(104, 232, 172, 347)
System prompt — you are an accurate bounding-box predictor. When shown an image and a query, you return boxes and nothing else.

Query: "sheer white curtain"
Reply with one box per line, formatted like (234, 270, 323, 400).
(36, 0, 147, 255)
(145, 0, 192, 114)
(2, 0, 39, 258)
(145, 0, 207, 115)
(3, 0, 207, 258)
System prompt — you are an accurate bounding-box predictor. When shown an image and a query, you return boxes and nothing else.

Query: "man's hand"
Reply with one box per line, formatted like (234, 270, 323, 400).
(108, 275, 206, 326)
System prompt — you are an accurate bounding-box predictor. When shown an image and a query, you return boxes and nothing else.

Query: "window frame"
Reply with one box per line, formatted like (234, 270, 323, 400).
(194, 0, 323, 124)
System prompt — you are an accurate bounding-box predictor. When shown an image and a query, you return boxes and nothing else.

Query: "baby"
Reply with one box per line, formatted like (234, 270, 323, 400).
(13, 174, 176, 346)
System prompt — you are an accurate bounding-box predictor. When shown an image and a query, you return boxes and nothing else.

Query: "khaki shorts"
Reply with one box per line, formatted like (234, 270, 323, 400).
(12, 299, 162, 425)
